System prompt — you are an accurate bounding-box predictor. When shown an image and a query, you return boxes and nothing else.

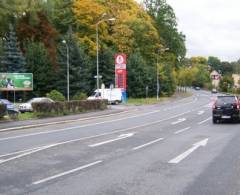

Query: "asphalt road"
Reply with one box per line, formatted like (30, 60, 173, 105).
(0, 90, 240, 195)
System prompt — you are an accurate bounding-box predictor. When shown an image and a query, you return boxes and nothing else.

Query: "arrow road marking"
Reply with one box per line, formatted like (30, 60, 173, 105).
(171, 118, 186, 125)
(89, 133, 135, 147)
(168, 138, 209, 164)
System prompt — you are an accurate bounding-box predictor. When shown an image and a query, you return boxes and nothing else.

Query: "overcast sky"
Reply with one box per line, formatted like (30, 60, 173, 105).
(137, 0, 240, 62)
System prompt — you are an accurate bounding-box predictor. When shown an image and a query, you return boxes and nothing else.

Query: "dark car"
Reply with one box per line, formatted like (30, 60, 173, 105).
(212, 96, 240, 123)
(0, 99, 19, 118)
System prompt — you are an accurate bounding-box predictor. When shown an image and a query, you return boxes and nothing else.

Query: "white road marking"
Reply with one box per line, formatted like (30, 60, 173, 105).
(171, 118, 186, 125)
(0, 110, 161, 142)
(168, 138, 209, 164)
(0, 144, 58, 165)
(132, 138, 164, 150)
(89, 133, 135, 147)
(0, 110, 135, 133)
(174, 127, 191, 134)
(197, 110, 205, 115)
(0, 110, 193, 165)
(0, 146, 43, 158)
(32, 160, 102, 185)
(198, 117, 212, 125)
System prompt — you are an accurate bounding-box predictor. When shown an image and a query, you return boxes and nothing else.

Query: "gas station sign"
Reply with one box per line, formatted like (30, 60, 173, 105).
(115, 54, 127, 90)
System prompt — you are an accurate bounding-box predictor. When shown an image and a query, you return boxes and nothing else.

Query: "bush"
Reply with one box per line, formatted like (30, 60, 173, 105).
(0, 104, 6, 118)
(72, 92, 87, 100)
(46, 90, 65, 102)
(32, 100, 108, 116)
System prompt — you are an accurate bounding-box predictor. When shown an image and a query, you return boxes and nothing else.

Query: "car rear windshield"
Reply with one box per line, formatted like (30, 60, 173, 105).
(216, 96, 236, 105)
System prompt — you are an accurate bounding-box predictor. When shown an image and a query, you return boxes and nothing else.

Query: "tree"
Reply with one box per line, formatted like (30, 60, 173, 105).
(56, 33, 93, 97)
(17, 11, 59, 67)
(0, 25, 26, 73)
(127, 52, 151, 97)
(25, 41, 56, 97)
(208, 56, 221, 71)
(98, 48, 115, 88)
(219, 75, 234, 92)
(144, 0, 186, 59)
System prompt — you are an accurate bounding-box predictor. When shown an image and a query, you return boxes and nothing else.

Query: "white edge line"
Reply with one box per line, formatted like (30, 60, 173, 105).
(133, 138, 164, 150)
(174, 127, 191, 135)
(32, 160, 102, 185)
(198, 117, 212, 125)
(0, 110, 160, 141)
(0, 144, 58, 165)
(0, 110, 137, 132)
(0, 146, 42, 158)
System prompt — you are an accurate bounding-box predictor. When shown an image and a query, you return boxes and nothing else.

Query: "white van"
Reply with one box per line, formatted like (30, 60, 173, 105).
(87, 88, 122, 104)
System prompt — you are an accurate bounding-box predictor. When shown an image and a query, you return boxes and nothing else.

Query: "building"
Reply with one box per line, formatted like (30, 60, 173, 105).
(210, 70, 221, 88)
(232, 74, 240, 88)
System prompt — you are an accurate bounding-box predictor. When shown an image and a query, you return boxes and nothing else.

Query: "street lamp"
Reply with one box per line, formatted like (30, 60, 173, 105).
(96, 15, 116, 92)
(62, 39, 70, 102)
(156, 47, 169, 100)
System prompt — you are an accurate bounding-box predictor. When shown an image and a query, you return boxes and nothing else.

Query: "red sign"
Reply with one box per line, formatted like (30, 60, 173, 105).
(115, 54, 126, 70)
(115, 54, 127, 90)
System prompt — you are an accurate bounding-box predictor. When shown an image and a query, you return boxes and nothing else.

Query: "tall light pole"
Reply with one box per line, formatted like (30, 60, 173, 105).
(157, 49, 160, 100)
(62, 40, 70, 102)
(96, 16, 116, 92)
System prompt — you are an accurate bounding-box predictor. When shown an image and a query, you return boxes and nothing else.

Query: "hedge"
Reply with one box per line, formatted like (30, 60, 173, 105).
(32, 100, 108, 115)
(0, 104, 6, 118)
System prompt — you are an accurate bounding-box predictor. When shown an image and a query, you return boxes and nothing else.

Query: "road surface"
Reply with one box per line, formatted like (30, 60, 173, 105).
(0, 90, 239, 195)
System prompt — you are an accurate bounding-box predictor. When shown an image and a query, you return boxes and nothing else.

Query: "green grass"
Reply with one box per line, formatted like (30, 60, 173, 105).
(17, 112, 37, 120)
(126, 92, 192, 105)
(126, 97, 170, 105)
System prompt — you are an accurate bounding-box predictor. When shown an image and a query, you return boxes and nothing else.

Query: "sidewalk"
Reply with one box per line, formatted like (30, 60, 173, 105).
(0, 107, 129, 132)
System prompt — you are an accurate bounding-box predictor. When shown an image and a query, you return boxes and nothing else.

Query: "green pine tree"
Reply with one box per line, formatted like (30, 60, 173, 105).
(1, 24, 26, 73)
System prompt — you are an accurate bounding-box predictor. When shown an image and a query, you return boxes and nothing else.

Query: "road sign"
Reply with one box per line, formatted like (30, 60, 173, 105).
(94, 75, 102, 79)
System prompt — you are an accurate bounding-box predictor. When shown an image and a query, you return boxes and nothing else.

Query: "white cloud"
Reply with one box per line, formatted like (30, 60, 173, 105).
(166, 0, 240, 61)
(135, 0, 240, 61)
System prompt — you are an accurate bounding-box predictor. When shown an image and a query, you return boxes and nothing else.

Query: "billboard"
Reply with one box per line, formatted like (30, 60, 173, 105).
(0, 73, 33, 91)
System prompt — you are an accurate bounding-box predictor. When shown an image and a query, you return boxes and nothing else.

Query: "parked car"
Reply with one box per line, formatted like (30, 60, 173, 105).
(19, 97, 54, 113)
(212, 95, 240, 123)
(87, 88, 123, 104)
(194, 86, 201, 90)
(211, 88, 218, 93)
(0, 99, 19, 118)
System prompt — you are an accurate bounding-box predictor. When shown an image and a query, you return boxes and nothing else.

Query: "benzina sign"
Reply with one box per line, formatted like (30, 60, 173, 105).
(0, 73, 33, 91)
(115, 54, 127, 90)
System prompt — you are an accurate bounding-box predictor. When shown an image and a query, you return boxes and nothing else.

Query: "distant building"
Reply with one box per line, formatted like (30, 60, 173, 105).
(210, 70, 221, 88)
(232, 74, 240, 88)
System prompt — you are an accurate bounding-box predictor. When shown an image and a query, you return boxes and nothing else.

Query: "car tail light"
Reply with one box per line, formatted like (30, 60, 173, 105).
(237, 101, 240, 110)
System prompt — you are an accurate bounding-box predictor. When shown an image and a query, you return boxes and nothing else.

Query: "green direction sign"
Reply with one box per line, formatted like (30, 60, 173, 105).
(0, 73, 33, 91)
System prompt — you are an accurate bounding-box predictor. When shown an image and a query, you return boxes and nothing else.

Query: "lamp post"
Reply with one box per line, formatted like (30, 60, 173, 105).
(96, 16, 116, 92)
(62, 40, 70, 102)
